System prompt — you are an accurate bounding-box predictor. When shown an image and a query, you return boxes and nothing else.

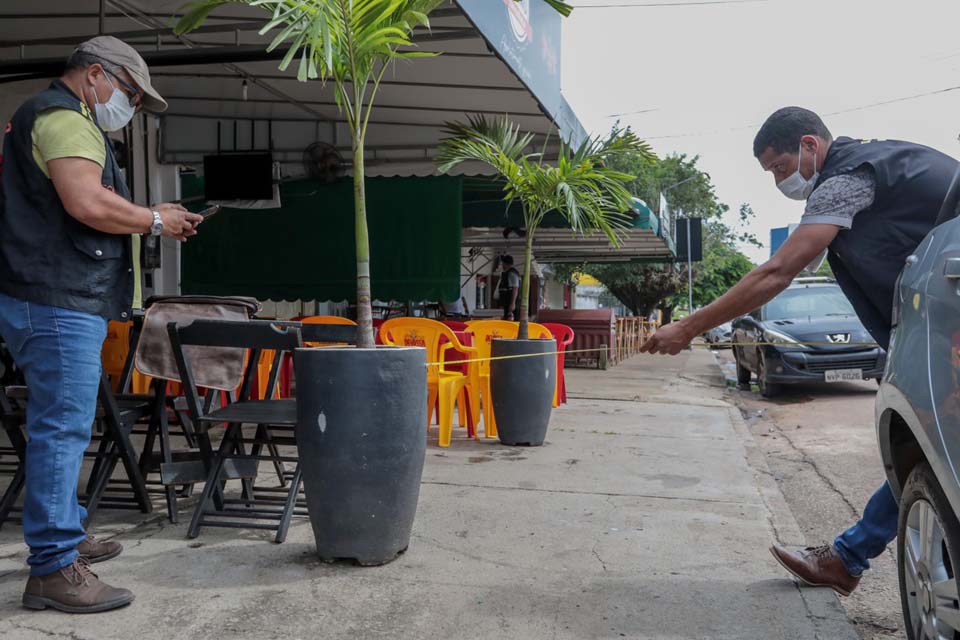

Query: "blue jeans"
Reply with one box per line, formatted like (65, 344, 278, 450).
(0, 292, 106, 576)
(833, 481, 899, 577)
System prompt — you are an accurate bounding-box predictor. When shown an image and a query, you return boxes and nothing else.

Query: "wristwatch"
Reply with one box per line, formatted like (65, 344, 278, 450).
(150, 210, 163, 236)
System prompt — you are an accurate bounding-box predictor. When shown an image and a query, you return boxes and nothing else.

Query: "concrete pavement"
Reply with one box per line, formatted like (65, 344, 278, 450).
(0, 349, 859, 639)
(715, 349, 902, 639)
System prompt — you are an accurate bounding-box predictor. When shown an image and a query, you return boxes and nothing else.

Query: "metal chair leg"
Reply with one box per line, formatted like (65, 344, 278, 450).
(187, 451, 227, 539)
(0, 464, 24, 529)
(274, 464, 302, 544)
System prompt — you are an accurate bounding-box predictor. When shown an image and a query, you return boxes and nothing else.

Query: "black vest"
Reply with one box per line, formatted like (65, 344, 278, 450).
(0, 80, 134, 320)
(499, 267, 521, 316)
(818, 137, 958, 349)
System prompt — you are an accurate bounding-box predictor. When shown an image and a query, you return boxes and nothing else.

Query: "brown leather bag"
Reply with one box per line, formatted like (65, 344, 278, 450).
(134, 295, 260, 391)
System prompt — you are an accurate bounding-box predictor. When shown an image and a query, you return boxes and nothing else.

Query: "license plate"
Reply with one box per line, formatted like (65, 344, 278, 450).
(825, 369, 863, 383)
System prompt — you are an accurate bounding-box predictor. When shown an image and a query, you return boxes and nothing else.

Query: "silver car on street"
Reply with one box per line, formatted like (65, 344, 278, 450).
(876, 213, 960, 639)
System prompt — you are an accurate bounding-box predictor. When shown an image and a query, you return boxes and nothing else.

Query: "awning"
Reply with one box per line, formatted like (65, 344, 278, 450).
(0, 1, 585, 178)
(180, 175, 463, 302)
(461, 176, 676, 262)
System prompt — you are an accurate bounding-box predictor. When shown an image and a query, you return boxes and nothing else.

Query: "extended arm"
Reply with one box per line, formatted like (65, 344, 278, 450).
(641, 223, 840, 355)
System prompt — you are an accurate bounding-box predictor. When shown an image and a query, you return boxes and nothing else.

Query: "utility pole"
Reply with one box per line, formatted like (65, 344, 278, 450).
(686, 216, 694, 316)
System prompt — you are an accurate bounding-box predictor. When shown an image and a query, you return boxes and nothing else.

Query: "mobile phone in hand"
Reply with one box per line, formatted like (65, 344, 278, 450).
(199, 204, 221, 219)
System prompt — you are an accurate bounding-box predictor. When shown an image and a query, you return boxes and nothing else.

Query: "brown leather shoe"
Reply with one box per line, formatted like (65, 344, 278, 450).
(77, 534, 122, 564)
(770, 544, 861, 596)
(22, 558, 134, 613)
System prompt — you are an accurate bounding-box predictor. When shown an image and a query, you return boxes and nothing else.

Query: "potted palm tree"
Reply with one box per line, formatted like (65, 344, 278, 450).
(437, 116, 652, 445)
(177, 1, 572, 563)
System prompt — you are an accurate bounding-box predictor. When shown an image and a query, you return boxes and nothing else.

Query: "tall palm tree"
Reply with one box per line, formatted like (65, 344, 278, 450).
(437, 115, 655, 339)
(177, 0, 572, 347)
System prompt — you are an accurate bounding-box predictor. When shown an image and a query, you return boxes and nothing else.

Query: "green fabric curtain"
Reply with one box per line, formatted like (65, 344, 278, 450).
(181, 175, 463, 302)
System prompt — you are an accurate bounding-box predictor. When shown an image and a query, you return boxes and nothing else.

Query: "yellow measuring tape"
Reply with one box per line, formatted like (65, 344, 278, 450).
(423, 341, 880, 367)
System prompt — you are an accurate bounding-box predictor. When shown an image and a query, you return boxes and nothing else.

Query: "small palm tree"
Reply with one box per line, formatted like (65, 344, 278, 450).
(437, 116, 654, 339)
(177, 0, 572, 348)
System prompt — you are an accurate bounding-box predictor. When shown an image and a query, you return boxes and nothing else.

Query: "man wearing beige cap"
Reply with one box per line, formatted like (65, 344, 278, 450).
(0, 36, 203, 613)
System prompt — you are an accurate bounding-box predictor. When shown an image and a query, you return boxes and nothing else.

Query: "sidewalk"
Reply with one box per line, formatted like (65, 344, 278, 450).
(0, 350, 859, 639)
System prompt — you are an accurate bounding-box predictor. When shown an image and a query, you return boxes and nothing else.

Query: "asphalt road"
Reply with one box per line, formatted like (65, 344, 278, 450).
(714, 348, 904, 640)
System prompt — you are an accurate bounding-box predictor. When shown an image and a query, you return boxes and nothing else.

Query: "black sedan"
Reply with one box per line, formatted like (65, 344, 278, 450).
(732, 281, 886, 397)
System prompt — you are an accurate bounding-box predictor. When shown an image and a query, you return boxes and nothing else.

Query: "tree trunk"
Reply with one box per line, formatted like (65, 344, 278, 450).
(518, 230, 535, 340)
(353, 137, 375, 349)
(660, 305, 674, 325)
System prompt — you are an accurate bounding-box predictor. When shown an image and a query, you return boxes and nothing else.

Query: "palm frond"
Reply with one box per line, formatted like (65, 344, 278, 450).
(438, 117, 648, 248)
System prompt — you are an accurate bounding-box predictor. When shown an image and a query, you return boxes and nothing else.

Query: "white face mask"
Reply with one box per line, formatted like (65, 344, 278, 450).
(777, 143, 819, 201)
(91, 75, 135, 132)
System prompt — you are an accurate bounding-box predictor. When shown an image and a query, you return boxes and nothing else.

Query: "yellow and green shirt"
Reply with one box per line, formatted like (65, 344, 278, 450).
(31, 103, 142, 309)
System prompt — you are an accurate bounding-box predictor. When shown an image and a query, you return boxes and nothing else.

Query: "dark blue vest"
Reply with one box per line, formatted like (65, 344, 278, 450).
(818, 137, 958, 349)
(0, 80, 134, 320)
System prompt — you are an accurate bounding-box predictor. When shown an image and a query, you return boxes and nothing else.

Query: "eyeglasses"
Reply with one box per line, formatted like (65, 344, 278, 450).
(104, 69, 143, 110)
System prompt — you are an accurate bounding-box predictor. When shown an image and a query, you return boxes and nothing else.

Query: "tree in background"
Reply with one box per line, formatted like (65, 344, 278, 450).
(587, 263, 682, 317)
(565, 145, 758, 320)
(675, 206, 759, 310)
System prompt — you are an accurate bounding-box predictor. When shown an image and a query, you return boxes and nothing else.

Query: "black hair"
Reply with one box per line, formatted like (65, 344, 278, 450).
(501, 254, 514, 265)
(753, 107, 832, 158)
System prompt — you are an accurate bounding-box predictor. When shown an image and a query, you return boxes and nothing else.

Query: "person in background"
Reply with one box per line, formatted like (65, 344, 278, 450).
(641, 106, 959, 597)
(0, 36, 203, 613)
(498, 255, 521, 321)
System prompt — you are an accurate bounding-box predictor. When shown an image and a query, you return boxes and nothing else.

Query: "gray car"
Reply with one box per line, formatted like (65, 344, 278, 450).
(876, 213, 960, 640)
(733, 281, 886, 398)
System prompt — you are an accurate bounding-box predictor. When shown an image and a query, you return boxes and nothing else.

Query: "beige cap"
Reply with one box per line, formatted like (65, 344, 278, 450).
(75, 35, 167, 113)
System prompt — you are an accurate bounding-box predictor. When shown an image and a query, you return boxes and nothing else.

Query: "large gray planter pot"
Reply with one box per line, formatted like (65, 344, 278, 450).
(294, 346, 427, 565)
(490, 338, 557, 446)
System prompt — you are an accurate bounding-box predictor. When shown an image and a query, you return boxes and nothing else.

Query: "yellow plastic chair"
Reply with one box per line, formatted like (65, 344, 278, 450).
(379, 318, 476, 447)
(464, 320, 554, 438)
(102, 320, 133, 393)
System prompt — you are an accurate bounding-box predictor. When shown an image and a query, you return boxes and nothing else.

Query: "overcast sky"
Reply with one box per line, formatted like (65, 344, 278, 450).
(561, 0, 960, 263)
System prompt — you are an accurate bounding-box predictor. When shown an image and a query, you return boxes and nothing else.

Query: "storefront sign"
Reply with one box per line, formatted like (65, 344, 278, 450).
(457, 0, 562, 122)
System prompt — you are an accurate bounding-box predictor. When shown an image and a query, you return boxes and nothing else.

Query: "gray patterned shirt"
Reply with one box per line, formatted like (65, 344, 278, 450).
(801, 166, 876, 228)
(798, 166, 876, 271)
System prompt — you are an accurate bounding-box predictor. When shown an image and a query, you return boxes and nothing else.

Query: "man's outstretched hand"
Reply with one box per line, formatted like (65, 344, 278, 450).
(640, 321, 697, 355)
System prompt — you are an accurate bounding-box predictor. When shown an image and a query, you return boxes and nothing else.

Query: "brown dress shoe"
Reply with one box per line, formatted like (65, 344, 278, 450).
(22, 558, 134, 613)
(770, 544, 861, 596)
(77, 534, 123, 564)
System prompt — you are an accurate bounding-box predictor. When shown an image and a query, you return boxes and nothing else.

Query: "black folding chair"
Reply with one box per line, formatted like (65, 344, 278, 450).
(0, 373, 153, 527)
(108, 318, 202, 524)
(0, 384, 26, 528)
(168, 319, 305, 543)
(77, 373, 154, 517)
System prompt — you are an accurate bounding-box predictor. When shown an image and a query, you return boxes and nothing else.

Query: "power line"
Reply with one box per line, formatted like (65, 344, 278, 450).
(822, 85, 960, 116)
(573, 0, 767, 8)
(605, 107, 660, 118)
(637, 85, 960, 141)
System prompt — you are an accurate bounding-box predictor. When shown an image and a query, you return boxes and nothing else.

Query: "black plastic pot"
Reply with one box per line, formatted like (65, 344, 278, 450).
(294, 346, 427, 565)
(490, 338, 557, 446)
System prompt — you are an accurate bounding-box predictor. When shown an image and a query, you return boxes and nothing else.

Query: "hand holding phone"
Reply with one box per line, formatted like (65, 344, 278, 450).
(199, 205, 221, 220)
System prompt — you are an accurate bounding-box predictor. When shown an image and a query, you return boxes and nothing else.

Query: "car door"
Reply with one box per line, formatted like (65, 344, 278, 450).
(924, 216, 960, 485)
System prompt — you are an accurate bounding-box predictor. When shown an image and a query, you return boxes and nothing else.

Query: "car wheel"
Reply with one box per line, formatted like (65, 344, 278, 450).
(898, 462, 960, 640)
(757, 353, 781, 399)
(734, 347, 752, 385)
